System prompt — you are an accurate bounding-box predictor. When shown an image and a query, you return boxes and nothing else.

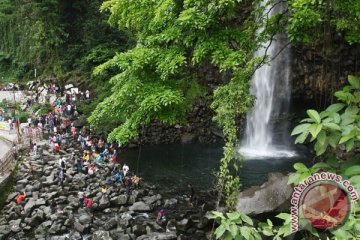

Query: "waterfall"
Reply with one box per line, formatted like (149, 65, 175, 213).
(239, 0, 296, 158)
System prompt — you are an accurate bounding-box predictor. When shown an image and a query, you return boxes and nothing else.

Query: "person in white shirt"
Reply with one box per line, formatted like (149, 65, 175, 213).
(123, 164, 129, 177)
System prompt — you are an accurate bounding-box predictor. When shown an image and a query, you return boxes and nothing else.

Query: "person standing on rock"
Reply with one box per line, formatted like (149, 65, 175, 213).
(156, 209, 167, 226)
(54, 143, 60, 153)
(101, 185, 108, 198)
(60, 157, 67, 173)
(33, 143, 37, 155)
(122, 164, 129, 177)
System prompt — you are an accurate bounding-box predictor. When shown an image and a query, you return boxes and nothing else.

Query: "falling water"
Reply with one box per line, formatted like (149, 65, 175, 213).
(239, 0, 296, 158)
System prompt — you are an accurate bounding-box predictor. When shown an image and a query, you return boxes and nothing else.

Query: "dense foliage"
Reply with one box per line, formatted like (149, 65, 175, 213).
(287, 0, 360, 44)
(0, 0, 130, 83)
(89, 0, 289, 208)
(291, 75, 360, 156)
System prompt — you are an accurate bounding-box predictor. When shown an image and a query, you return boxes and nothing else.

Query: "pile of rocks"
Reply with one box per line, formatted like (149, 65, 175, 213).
(0, 145, 215, 240)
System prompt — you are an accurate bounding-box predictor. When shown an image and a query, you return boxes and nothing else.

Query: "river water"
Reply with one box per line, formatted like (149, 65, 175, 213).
(120, 143, 311, 196)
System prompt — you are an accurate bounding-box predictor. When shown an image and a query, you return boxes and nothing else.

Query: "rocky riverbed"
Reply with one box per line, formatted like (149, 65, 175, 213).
(0, 141, 216, 240)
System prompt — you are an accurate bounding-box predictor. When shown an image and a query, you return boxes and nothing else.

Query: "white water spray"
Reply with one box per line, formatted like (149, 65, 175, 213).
(239, 0, 296, 158)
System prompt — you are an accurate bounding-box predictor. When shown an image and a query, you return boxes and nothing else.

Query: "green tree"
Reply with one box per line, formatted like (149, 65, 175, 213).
(288, 0, 360, 44)
(89, 0, 287, 208)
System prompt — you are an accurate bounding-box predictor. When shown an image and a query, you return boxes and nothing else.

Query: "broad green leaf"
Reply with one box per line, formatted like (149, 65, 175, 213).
(300, 118, 313, 123)
(295, 130, 309, 144)
(293, 163, 309, 172)
(287, 173, 300, 185)
(345, 105, 359, 115)
(307, 109, 321, 123)
(341, 113, 355, 126)
(348, 75, 360, 89)
(226, 212, 240, 221)
(209, 211, 225, 220)
(229, 224, 238, 238)
(239, 226, 250, 240)
(328, 133, 341, 148)
(277, 223, 292, 236)
(276, 213, 291, 221)
(314, 139, 328, 156)
(262, 228, 274, 236)
(335, 91, 353, 104)
(325, 103, 345, 113)
(344, 165, 360, 177)
(299, 171, 311, 182)
(312, 162, 331, 170)
(317, 130, 326, 145)
(331, 228, 349, 239)
(349, 176, 360, 186)
(215, 225, 226, 239)
(323, 122, 341, 131)
(322, 117, 332, 123)
(291, 123, 310, 136)
(339, 134, 354, 144)
(308, 123, 322, 138)
(240, 212, 253, 226)
(345, 139, 354, 152)
(331, 112, 341, 124)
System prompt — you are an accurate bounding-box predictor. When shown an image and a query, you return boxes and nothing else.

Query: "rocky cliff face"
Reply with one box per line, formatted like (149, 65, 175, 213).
(291, 37, 360, 108)
(137, 98, 226, 145)
(136, 37, 360, 145)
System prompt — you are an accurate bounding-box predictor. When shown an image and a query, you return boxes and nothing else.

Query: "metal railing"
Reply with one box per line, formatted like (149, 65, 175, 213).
(0, 146, 16, 176)
(0, 127, 43, 176)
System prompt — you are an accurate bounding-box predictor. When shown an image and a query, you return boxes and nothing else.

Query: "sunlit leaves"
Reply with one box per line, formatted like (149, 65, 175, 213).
(288, 0, 360, 45)
(291, 75, 360, 155)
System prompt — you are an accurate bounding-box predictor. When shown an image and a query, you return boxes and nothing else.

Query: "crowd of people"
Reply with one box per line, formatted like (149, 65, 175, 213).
(16, 85, 143, 213)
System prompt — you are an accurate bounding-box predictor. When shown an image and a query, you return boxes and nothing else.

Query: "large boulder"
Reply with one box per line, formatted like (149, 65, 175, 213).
(236, 173, 292, 215)
(78, 212, 92, 225)
(24, 198, 36, 216)
(129, 201, 151, 212)
(143, 194, 162, 205)
(110, 195, 127, 206)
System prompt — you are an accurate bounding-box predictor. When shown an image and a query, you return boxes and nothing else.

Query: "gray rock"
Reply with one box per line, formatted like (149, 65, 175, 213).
(129, 201, 151, 212)
(74, 222, 85, 233)
(176, 219, 189, 232)
(93, 230, 113, 240)
(0, 225, 11, 237)
(143, 194, 162, 205)
(24, 198, 36, 215)
(35, 198, 46, 206)
(181, 133, 196, 144)
(79, 212, 92, 225)
(110, 195, 128, 206)
(236, 173, 293, 215)
(6, 193, 18, 203)
(9, 219, 22, 233)
(132, 224, 146, 236)
(109, 228, 127, 239)
(164, 198, 178, 209)
(103, 217, 117, 231)
(136, 232, 177, 240)
(98, 197, 110, 209)
(48, 222, 62, 234)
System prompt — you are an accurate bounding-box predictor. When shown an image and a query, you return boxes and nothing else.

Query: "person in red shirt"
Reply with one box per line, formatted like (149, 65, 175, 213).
(16, 192, 26, 206)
